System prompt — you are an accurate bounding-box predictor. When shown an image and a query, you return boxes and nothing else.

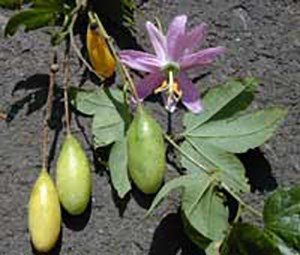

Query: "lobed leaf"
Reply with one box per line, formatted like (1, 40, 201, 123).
(182, 175, 229, 243)
(70, 88, 128, 147)
(184, 77, 258, 134)
(220, 223, 281, 255)
(263, 185, 300, 251)
(181, 138, 249, 194)
(187, 107, 287, 153)
(147, 174, 197, 216)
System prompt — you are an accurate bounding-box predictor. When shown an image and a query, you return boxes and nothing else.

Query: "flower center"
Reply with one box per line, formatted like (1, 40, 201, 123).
(161, 61, 180, 76)
(154, 70, 183, 108)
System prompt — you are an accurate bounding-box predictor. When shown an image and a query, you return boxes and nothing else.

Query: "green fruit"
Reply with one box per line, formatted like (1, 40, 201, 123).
(127, 106, 166, 194)
(56, 134, 92, 215)
(28, 168, 61, 252)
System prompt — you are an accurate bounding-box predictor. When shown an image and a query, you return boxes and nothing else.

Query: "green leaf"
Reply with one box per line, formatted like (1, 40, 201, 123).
(147, 174, 198, 216)
(0, 0, 29, 9)
(184, 78, 258, 134)
(211, 77, 259, 121)
(181, 138, 249, 194)
(182, 175, 229, 243)
(186, 107, 287, 153)
(220, 223, 281, 255)
(5, 8, 56, 36)
(264, 185, 300, 251)
(71, 88, 128, 147)
(108, 137, 131, 198)
(266, 231, 300, 255)
(181, 209, 211, 249)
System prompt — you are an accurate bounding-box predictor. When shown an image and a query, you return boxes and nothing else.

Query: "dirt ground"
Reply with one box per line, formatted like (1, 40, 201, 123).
(0, 0, 300, 254)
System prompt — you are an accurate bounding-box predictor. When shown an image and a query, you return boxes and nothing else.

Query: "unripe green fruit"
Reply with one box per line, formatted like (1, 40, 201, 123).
(28, 168, 61, 252)
(56, 134, 92, 215)
(127, 106, 166, 194)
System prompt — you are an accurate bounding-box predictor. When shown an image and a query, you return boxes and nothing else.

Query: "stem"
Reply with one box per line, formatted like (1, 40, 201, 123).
(62, 52, 71, 135)
(164, 134, 211, 175)
(222, 183, 263, 218)
(42, 52, 58, 170)
(90, 12, 140, 103)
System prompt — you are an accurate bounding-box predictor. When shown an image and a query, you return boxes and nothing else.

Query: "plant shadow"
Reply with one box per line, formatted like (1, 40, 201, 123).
(7, 74, 53, 122)
(61, 199, 92, 231)
(237, 148, 278, 193)
(148, 212, 206, 255)
(7, 73, 66, 170)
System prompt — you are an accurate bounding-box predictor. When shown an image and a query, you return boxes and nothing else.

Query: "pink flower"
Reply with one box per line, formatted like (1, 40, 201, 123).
(120, 15, 225, 113)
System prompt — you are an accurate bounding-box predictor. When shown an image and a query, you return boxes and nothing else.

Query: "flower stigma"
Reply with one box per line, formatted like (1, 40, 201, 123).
(154, 70, 183, 110)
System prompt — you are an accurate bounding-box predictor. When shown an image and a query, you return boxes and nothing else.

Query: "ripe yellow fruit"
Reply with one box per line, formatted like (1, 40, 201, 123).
(56, 134, 92, 215)
(28, 168, 61, 252)
(127, 106, 166, 194)
(86, 20, 116, 78)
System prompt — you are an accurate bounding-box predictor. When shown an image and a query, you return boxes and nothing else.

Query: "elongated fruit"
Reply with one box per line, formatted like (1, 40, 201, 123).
(28, 168, 61, 252)
(56, 134, 91, 215)
(86, 19, 116, 78)
(127, 106, 166, 194)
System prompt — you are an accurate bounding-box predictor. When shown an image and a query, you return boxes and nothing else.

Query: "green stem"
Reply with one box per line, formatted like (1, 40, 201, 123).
(62, 52, 71, 135)
(164, 134, 211, 175)
(222, 183, 263, 219)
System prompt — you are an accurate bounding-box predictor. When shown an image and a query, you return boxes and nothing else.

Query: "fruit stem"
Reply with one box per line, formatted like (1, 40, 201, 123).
(62, 51, 71, 135)
(89, 11, 141, 104)
(42, 51, 58, 170)
(69, 12, 104, 81)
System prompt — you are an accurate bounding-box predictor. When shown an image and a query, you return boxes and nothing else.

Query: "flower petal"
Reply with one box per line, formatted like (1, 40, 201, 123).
(135, 72, 165, 101)
(178, 73, 203, 113)
(146, 21, 167, 61)
(119, 50, 162, 73)
(166, 15, 187, 61)
(180, 47, 225, 70)
(184, 23, 208, 53)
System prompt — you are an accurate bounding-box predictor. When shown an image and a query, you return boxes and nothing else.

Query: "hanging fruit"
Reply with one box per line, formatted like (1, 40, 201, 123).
(86, 17, 116, 78)
(127, 105, 166, 194)
(55, 134, 92, 215)
(28, 168, 61, 252)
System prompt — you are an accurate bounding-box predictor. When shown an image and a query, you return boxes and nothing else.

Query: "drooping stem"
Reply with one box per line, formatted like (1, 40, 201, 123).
(89, 12, 140, 103)
(62, 52, 71, 135)
(42, 51, 58, 170)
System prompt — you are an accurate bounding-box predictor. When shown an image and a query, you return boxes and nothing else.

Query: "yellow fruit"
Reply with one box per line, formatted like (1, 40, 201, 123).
(28, 168, 61, 252)
(86, 20, 116, 78)
(127, 106, 166, 194)
(56, 134, 92, 215)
